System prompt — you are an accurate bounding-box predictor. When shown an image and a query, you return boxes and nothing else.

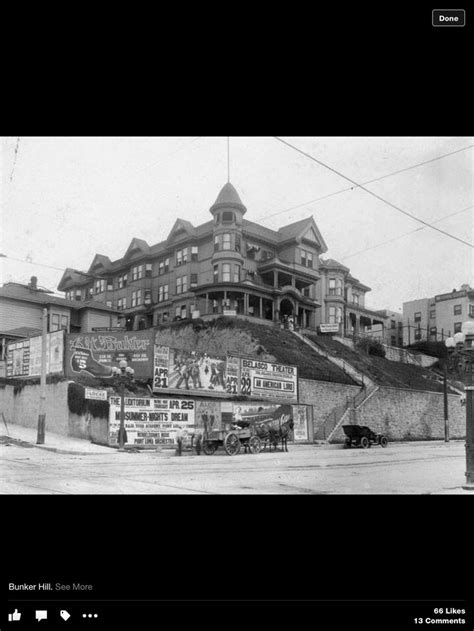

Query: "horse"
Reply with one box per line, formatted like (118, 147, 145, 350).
(255, 422, 279, 452)
(268, 417, 294, 452)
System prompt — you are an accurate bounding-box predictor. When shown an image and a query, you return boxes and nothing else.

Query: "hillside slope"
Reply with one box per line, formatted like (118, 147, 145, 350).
(155, 318, 357, 385)
(306, 335, 455, 394)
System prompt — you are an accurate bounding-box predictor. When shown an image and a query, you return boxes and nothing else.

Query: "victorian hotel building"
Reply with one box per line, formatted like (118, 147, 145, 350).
(58, 183, 385, 336)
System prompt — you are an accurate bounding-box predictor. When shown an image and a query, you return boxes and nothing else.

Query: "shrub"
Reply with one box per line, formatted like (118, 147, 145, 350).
(355, 337, 386, 358)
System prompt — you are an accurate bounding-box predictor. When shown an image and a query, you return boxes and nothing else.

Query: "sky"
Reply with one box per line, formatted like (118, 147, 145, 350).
(1, 136, 472, 313)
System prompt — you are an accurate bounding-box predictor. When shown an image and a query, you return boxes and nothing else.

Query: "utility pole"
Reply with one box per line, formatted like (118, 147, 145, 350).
(36, 307, 48, 444)
(443, 360, 449, 442)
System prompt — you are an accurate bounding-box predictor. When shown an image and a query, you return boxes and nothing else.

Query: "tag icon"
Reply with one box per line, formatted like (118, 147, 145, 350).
(60, 610, 71, 621)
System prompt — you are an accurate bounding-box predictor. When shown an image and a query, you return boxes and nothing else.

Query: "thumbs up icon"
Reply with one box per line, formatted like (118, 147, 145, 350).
(8, 608, 22, 621)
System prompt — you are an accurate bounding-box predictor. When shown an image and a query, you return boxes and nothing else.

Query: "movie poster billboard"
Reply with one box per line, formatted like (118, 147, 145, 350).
(195, 399, 222, 432)
(153, 345, 227, 395)
(230, 402, 294, 433)
(238, 357, 298, 403)
(108, 396, 195, 446)
(6, 331, 64, 377)
(292, 405, 310, 442)
(65, 330, 154, 379)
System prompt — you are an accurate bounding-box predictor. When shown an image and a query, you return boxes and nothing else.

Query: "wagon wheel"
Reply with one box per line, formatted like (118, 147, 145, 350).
(203, 440, 218, 455)
(360, 436, 369, 449)
(224, 432, 241, 456)
(248, 436, 262, 454)
(379, 435, 388, 448)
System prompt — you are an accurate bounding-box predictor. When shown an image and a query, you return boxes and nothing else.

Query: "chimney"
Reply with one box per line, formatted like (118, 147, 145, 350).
(29, 276, 38, 290)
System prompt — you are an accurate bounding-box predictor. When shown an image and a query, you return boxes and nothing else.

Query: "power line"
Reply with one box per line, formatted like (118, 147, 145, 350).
(0, 254, 68, 273)
(339, 205, 474, 261)
(272, 137, 473, 249)
(255, 142, 474, 223)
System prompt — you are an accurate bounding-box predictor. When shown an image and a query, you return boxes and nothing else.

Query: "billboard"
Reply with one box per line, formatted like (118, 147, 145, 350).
(153, 346, 227, 395)
(153, 346, 298, 403)
(292, 405, 310, 441)
(65, 330, 154, 379)
(108, 396, 196, 447)
(6, 331, 64, 377)
(237, 357, 298, 403)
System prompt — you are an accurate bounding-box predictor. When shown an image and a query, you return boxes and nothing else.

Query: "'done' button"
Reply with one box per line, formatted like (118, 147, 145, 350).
(432, 9, 466, 27)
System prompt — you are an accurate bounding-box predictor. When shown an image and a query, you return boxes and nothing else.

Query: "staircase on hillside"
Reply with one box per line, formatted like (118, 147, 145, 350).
(293, 331, 379, 442)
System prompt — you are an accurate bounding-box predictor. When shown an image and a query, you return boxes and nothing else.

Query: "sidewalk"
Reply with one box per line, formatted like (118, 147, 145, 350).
(0, 423, 117, 455)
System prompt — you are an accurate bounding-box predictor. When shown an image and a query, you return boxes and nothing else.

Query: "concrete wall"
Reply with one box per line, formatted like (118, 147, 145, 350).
(299, 378, 361, 436)
(330, 386, 465, 442)
(0, 381, 109, 442)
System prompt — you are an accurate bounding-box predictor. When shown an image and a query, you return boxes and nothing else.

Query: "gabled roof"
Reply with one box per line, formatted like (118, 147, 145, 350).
(278, 216, 328, 252)
(122, 238, 150, 261)
(57, 267, 93, 291)
(346, 274, 371, 292)
(166, 219, 196, 242)
(88, 253, 112, 273)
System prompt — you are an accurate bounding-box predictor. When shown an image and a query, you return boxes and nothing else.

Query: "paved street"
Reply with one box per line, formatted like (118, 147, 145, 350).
(0, 430, 471, 494)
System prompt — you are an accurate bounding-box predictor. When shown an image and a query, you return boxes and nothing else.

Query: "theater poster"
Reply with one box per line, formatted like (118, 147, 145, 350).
(153, 344, 227, 395)
(65, 330, 154, 379)
(108, 396, 196, 447)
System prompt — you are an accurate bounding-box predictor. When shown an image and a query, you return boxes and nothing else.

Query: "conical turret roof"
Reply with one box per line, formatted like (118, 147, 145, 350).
(210, 182, 247, 214)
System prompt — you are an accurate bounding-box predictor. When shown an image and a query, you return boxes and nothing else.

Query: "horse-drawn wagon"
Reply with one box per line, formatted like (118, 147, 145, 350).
(342, 424, 388, 449)
(202, 426, 262, 456)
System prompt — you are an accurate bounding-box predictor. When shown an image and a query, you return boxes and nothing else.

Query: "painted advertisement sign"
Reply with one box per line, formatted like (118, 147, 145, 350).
(239, 357, 298, 402)
(6, 331, 64, 377)
(153, 345, 227, 395)
(108, 396, 196, 446)
(65, 330, 154, 379)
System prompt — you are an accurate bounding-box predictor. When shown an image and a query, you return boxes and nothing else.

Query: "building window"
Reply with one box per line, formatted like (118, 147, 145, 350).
(222, 264, 231, 282)
(454, 322, 462, 333)
(75, 289, 82, 301)
(233, 265, 240, 283)
(430, 310, 436, 319)
(415, 329, 422, 340)
(60, 315, 69, 331)
(190, 273, 198, 288)
(158, 285, 169, 302)
(222, 211, 235, 223)
(213, 265, 219, 283)
(106, 301, 113, 308)
(117, 298, 127, 310)
(131, 265, 144, 281)
(176, 276, 187, 295)
(118, 274, 128, 289)
(176, 248, 188, 266)
(329, 278, 343, 296)
(391, 319, 396, 329)
(430, 327, 437, 337)
(235, 235, 241, 253)
(302, 286, 310, 297)
(94, 279, 106, 294)
(222, 233, 231, 251)
(214, 236, 219, 252)
(145, 263, 153, 278)
(352, 294, 360, 305)
(300, 249, 313, 268)
(212, 299, 219, 313)
(391, 336, 396, 346)
(131, 290, 142, 308)
(470, 305, 474, 317)
(181, 305, 187, 319)
(50, 314, 60, 332)
(328, 306, 342, 324)
(454, 304, 462, 315)
(191, 246, 198, 261)
(414, 312, 421, 323)
(158, 258, 169, 275)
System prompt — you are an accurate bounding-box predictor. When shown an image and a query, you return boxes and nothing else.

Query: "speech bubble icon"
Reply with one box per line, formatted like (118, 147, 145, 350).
(60, 610, 71, 621)
(35, 610, 48, 621)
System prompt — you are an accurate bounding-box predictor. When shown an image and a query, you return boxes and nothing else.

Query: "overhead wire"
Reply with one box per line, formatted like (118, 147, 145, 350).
(272, 137, 473, 249)
(255, 142, 474, 223)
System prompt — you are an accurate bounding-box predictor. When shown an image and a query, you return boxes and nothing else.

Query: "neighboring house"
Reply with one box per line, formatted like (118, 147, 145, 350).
(57, 182, 385, 334)
(403, 285, 474, 345)
(0, 276, 120, 335)
(366, 309, 404, 347)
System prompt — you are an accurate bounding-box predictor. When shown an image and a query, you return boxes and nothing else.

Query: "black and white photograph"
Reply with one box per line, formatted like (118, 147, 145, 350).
(1, 135, 472, 495)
